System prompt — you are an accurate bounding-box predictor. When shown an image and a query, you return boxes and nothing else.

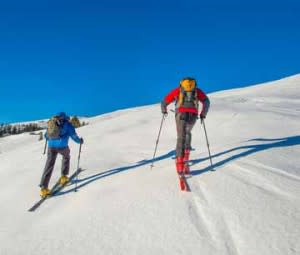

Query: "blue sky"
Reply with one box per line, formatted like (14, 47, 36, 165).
(1, 0, 299, 123)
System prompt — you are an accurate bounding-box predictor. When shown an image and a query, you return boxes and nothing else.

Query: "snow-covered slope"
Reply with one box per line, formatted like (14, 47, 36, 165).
(0, 75, 299, 255)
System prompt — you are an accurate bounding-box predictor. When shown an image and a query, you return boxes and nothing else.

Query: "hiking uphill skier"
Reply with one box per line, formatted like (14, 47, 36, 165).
(161, 77, 210, 174)
(39, 112, 84, 198)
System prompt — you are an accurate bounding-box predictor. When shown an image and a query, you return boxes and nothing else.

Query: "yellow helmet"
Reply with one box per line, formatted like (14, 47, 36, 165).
(180, 77, 196, 92)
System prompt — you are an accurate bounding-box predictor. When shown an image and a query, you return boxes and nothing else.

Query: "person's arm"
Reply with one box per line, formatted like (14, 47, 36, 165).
(68, 123, 82, 144)
(161, 88, 180, 114)
(197, 88, 210, 118)
(44, 131, 49, 141)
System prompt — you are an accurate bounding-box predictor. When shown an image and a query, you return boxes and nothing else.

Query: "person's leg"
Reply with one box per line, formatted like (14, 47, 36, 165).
(175, 113, 187, 173)
(183, 113, 197, 174)
(176, 113, 187, 158)
(59, 147, 71, 176)
(40, 148, 58, 188)
(184, 113, 197, 151)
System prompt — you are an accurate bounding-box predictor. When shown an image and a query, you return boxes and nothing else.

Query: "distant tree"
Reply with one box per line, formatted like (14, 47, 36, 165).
(0, 122, 44, 138)
(12, 126, 17, 135)
(0, 124, 3, 137)
(16, 125, 21, 134)
(5, 125, 12, 135)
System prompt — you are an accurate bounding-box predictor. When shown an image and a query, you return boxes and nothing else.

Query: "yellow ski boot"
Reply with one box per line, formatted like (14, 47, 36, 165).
(40, 188, 51, 198)
(59, 175, 69, 186)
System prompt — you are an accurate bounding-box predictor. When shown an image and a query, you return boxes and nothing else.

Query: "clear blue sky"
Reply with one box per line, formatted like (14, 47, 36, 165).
(1, 0, 299, 123)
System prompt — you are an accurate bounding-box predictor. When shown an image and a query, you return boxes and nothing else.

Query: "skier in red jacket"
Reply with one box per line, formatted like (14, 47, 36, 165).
(161, 77, 210, 174)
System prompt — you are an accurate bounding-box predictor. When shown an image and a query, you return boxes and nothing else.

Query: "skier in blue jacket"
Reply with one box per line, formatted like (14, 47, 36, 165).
(39, 112, 83, 197)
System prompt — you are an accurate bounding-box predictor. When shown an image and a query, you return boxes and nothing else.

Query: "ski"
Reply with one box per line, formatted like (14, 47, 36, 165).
(28, 168, 83, 212)
(178, 173, 190, 192)
(51, 168, 83, 196)
(184, 162, 190, 175)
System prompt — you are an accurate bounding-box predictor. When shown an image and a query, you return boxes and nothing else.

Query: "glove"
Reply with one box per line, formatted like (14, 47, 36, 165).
(200, 113, 206, 124)
(161, 101, 168, 115)
(80, 138, 84, 144)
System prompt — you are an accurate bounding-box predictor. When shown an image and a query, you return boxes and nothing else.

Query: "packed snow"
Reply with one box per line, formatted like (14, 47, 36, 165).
(0, 74, 299, 255)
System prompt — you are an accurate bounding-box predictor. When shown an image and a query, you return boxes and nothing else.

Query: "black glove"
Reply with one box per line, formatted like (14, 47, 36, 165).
(80, 138, 84, 144)
(161, 101, 168, 115)
(200, 114, 206, 123)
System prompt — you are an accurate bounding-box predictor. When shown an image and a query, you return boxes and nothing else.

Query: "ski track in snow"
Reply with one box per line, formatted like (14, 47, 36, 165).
(228, 162, 297, 200)
(187, 179, 241, 255)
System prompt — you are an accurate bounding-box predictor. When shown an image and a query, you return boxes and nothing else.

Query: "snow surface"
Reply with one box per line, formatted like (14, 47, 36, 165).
(0, 74, 299, 255)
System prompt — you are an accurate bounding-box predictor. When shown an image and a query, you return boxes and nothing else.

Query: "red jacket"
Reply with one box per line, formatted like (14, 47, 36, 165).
(164, 87, 209, 115)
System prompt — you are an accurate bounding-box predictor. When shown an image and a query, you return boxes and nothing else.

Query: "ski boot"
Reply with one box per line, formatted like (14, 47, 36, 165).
(176, 157, 186, 190)
(59, 175, 69, 186)
(176, 157, 184, 175)
(183, 149, 190, 175)
(40, 187, 51, 198)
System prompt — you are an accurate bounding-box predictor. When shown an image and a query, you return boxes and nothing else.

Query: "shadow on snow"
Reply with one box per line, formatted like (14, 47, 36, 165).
(56, 135, 300, 196)
(56, 150, 176, 196)
(190, 135, 300, 176)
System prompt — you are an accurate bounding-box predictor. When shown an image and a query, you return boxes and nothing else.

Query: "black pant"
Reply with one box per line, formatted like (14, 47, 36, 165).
(40, 147, 70, 188)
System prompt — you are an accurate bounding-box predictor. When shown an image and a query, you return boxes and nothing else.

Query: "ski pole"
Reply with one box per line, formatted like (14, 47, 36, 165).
(43, 140, 48, 155)
(75, 143, 82, 192)
(201, 119, 215, 171)
(150, 114, 167, 169)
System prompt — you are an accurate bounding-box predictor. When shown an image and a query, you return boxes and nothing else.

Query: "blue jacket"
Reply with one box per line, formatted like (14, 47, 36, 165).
(45, 121, 81, 148)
